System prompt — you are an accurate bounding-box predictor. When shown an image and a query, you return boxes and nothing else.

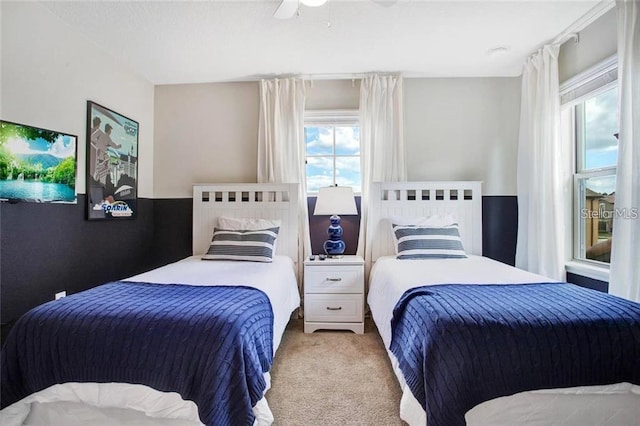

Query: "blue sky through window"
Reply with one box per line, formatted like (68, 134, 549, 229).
(584, 87, 618, 172)
(581, 87, 618, 196)
(305, 124, 361, 193)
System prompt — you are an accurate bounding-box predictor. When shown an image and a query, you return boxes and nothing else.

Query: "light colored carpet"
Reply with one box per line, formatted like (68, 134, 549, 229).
(267, 318, 404, 425)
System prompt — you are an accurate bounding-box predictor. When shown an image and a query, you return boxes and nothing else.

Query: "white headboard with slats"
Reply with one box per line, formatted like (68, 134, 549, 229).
(366, 181, 483, 264)
(193, 183, 300, 265)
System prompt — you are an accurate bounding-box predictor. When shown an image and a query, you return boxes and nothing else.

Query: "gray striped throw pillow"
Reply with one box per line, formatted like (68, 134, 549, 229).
(393, 224, 467, 259)
(202, 227, 279, 262)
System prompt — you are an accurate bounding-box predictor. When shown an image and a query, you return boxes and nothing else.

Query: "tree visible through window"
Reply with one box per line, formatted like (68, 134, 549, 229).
(304, 111, 361, 194)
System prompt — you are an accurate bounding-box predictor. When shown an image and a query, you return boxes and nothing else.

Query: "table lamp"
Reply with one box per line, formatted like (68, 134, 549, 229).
(313, 185, 358, 257)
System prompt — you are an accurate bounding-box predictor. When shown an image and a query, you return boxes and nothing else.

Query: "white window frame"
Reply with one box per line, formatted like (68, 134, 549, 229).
(304, 109, 361, 195)
(560, 54, 618, 281)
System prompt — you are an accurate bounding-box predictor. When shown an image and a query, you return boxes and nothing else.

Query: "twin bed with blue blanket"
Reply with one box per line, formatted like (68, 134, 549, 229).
(2, 282, 275, 426)
(366, 182, 640, 425)
(1, 183, 301, 426)
(390, 279, 640, 426)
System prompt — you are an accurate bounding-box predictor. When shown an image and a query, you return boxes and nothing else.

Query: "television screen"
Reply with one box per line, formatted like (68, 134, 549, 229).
(0, 120, 77, 203)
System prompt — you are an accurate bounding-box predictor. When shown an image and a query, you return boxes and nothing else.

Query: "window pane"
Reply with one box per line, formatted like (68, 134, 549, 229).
(335, 126, 360, 155)
(306, 157, 333, 193)
(305, 126, 333, 155)
(582, 87, 618, 170)
(577, 175, 616, 263)
(305, 120, 361, 194)
(335, 157, 361, 193)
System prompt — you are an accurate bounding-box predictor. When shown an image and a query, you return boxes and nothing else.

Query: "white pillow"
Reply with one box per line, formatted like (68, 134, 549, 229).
(217, 216, 282, 230)
(389, 213, 457, 227)
(389, 214, 458, 254)
(217, 216, 282, 254)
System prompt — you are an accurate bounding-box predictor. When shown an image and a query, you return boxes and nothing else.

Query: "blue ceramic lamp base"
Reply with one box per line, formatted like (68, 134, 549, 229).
(323, 214, 346, 257)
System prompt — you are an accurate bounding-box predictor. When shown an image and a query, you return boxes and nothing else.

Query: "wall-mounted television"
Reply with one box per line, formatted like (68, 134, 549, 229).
(0, 120, 77, 203)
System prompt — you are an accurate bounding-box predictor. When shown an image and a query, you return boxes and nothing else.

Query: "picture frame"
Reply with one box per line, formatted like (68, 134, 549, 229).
(0, 120, 77, 204)
(86, 101, 139, 220)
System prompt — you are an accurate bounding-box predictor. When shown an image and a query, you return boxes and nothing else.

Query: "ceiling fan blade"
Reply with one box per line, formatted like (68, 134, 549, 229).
(273, 0, 299, 19)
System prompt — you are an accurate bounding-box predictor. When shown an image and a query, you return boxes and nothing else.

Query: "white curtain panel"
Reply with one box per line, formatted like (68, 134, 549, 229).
(609, 0, 640, 302)
(257, 78, 311, 277)
(357, 74, 407, 265)
(516, 45, 566, 281)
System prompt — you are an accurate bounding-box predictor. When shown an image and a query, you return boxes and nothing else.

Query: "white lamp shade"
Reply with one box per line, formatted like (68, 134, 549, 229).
(314, 186, 357, 216)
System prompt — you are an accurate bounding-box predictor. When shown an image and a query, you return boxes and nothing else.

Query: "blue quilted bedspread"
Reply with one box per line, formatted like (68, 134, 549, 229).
(390, 283, 640, 426)
(1, 281, 274, 426)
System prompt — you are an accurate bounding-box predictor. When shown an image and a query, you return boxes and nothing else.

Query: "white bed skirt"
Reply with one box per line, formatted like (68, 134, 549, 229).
(0, 378, 275, 426)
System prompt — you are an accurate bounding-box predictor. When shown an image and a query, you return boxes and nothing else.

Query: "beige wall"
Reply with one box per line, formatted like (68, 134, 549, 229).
(153, 82, 260, 198)
(559, 8, 617, 82)
(306, 79, 360, 110)
(153, 79, 363, 198)
(1, 1, 155, 197)
(153, 77, 520, 198)
(404, 77, 521, 196)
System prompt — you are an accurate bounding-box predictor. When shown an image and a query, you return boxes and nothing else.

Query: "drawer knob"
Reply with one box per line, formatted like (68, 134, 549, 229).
(326, 277, 342, 282)
(326, 306, 342, 311)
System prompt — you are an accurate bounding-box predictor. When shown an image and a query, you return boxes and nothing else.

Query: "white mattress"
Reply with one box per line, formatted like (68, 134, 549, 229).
(368, 255, 640, 426)
(1, 255, 300, 426)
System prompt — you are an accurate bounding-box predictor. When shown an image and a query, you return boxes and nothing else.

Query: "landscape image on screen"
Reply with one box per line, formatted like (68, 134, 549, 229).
(0, 120, 77, 203)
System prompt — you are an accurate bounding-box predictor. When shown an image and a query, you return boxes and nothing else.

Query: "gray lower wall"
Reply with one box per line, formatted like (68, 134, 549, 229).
(1, 197, 155, 335)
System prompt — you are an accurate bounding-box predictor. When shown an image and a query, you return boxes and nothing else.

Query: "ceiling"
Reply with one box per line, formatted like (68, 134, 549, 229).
(40, 0, 606, 85)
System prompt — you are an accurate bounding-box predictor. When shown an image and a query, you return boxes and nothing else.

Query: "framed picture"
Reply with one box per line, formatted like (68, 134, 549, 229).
(0, 120, 77, 203)
(86, 101, 138, 220)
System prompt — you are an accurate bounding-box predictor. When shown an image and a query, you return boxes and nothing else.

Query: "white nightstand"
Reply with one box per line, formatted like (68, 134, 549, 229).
(304, 255, 365, 334)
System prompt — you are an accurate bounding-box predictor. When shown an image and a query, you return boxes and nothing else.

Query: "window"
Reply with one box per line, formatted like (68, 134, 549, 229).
(562, 59, 618, 265)
(304, 110, 361, 194)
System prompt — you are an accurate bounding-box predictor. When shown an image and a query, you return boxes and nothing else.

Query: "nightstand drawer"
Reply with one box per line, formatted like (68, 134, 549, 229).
(305, 294, 363, 322)
(305, 267, 363, 293)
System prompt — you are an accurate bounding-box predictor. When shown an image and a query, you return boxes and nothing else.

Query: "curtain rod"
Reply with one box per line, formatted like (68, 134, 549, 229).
(253, 73, 408, 87)
(300, 73, 365, 81)
(551, 0, 614, 46)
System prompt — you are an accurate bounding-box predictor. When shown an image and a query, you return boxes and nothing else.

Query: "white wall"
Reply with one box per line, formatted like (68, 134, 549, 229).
(0, 2, 3, 119)
(559, 8, 617, 83)
(404, 77, 521, 196)
(1, 1, 155, 197)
